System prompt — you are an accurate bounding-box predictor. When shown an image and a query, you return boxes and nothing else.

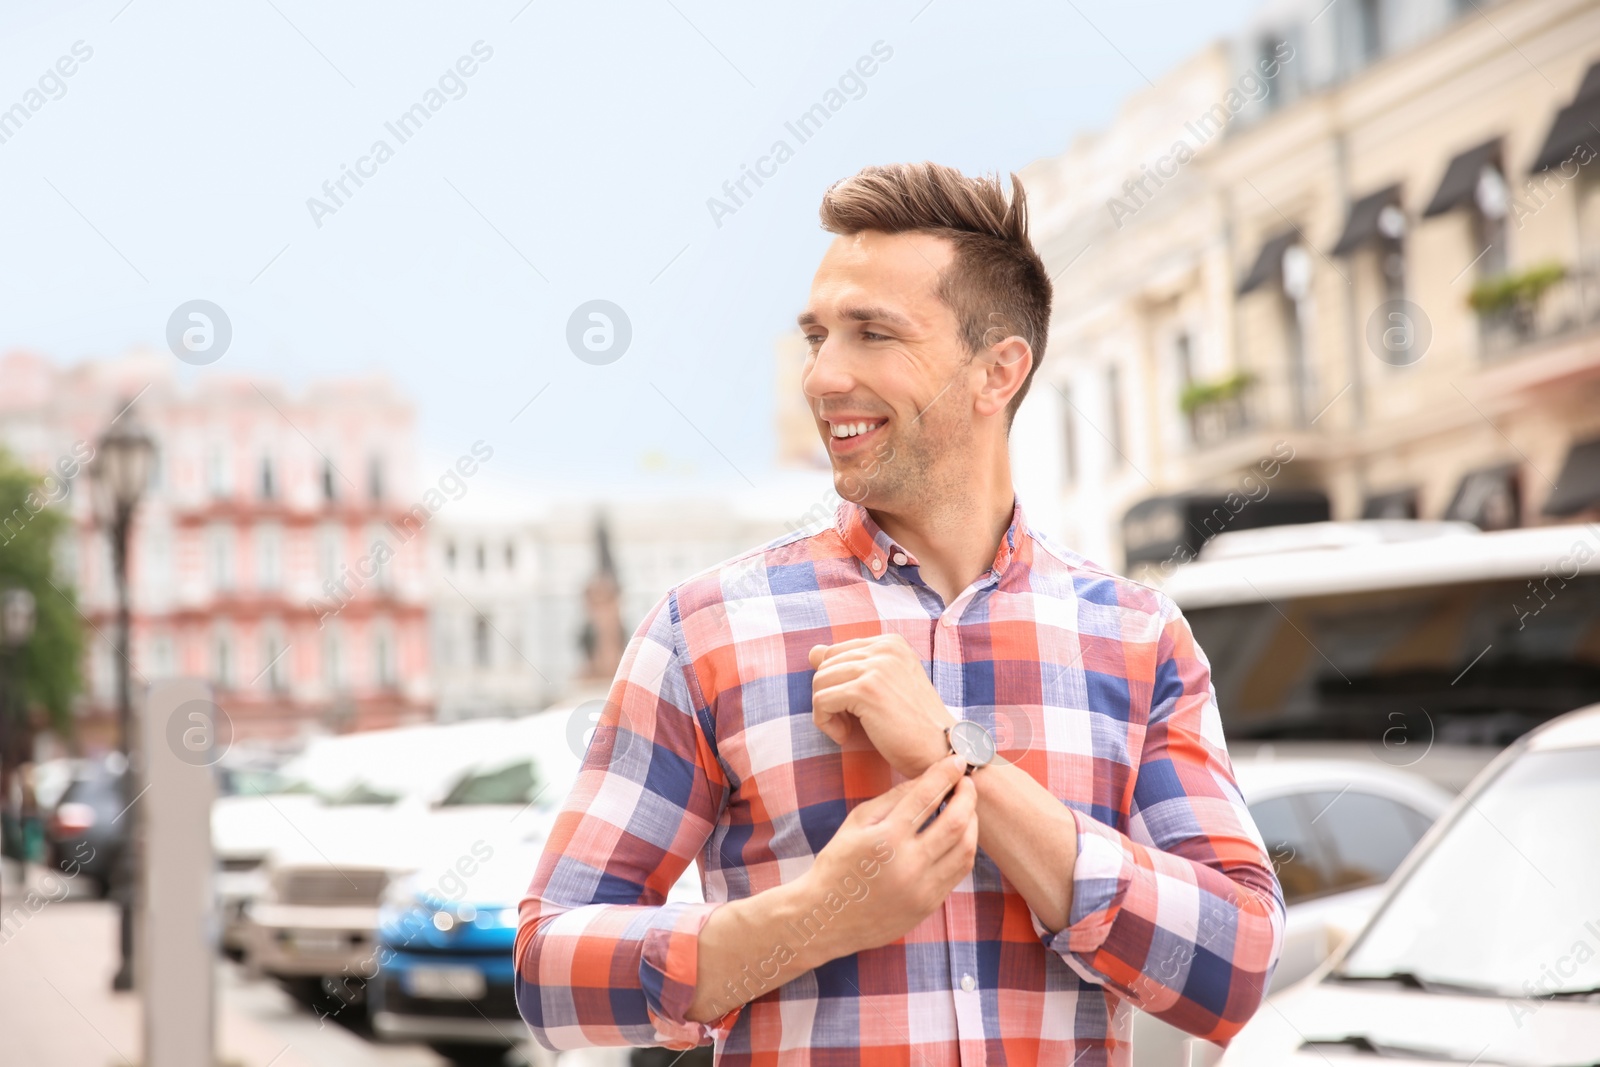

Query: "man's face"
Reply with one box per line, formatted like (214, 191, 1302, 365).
(798, 230, 978, 510)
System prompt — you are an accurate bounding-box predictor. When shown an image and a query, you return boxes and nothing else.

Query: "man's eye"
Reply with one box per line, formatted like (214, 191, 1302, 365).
(803, 333, 824, 347)
(862, 331, 889, 342)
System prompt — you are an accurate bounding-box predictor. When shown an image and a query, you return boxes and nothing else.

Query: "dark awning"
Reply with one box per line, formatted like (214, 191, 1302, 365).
(1238, 231, 1297, 295)
(1531, 60, 1600, 172)
(1361, 487, 1419, 520)
(1543, 435, 1600, 516)
(1122, 489, 1331, 567)
(1423, 138, 1501, 217)
(1444, 463, 1521, 530)
(1331, 185, 1403, 256)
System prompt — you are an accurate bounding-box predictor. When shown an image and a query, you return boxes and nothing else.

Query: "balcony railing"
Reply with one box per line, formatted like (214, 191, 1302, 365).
(1474, 262, 1600, 361)
(1182, 371, 1260, 449)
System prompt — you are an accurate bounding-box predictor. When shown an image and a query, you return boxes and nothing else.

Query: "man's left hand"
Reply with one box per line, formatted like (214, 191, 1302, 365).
(809, 634, 955, 778)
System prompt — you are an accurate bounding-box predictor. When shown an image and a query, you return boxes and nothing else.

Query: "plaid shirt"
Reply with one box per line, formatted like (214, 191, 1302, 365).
(516, 495, 1284, 1065)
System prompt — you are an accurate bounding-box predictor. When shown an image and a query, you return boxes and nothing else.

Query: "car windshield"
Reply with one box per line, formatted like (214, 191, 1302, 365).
(438, 759, 546, 807)
(316, 780, 404, 805)
(1335, 745, 1600, 997)
(220, 767, 308, 797)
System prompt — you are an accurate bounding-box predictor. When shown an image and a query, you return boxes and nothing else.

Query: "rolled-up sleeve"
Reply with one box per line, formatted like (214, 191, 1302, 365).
(515, 590, 739, 1050)
(1029, 594, 1286, 1046)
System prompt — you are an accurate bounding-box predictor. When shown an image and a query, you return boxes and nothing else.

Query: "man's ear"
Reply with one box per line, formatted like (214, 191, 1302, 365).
(973, 336, 1032, 419)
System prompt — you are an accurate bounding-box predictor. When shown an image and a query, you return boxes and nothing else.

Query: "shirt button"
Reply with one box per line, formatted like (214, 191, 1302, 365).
(941, 614, 956, 628)
(892, 552, 908, 566)
(960, 974, 976, 992)
(869, 557, 883, 572)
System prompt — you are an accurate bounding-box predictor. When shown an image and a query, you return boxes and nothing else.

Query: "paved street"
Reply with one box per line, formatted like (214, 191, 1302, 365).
(0, 860, 493, 1067)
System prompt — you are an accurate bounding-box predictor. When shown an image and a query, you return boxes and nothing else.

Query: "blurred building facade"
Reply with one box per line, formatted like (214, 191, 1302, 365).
(428, 490, 826, 718)
(0, 350, 433, 748)
(1020, 0, 1600, 576)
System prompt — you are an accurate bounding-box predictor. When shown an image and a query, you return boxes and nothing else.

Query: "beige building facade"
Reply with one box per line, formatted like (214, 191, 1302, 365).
(1020, 0, 1600, 577)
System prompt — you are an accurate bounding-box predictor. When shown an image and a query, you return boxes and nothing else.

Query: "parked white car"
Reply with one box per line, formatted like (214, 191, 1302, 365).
(239, 717, 529, 998)
(1218, 702, 1600, 1065)
(1132, 756, 1453, 1067)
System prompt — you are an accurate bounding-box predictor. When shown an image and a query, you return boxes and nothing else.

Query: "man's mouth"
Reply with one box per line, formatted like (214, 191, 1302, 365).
(826, 417, 888, 454)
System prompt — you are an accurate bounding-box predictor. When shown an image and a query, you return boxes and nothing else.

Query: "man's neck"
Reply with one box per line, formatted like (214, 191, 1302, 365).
(870, 480, 1015, 608)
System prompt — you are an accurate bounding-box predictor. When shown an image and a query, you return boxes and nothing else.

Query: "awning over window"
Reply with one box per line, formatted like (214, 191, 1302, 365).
(1121, 489, 1331, 568)
(1531, 60, 1600, 172)
(1422, 138, 1501, 217)
(1543, 435, 1600, 516)
(1444, 463, 1521, 530)
(1237, 230, 1298, 295)
(1361, 487, 1419, 520)
(1331, 184, 1403, 256)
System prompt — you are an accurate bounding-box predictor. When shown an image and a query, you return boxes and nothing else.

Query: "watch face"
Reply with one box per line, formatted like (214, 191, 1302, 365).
(949, 720, 996, 767)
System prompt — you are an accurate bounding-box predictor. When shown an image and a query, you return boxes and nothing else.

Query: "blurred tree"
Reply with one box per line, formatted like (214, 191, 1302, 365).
(0, 446, 85, 741)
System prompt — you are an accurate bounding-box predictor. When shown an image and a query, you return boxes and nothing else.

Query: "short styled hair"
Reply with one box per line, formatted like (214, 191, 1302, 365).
(818, 162, 1052, 428)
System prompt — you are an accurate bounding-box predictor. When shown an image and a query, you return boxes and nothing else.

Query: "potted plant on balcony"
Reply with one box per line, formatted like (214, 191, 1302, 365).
(1179, 370, 1257, 446)
(1468, 261, 1567, 339)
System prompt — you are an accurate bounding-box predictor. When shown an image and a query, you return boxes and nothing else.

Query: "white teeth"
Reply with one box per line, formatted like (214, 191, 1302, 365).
(831, 420, 881, 438)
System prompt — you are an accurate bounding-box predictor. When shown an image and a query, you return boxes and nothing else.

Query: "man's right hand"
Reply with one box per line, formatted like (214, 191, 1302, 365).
(797, 754, 979, 961)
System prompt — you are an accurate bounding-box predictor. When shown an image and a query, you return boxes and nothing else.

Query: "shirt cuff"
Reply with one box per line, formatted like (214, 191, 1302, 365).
(1029, 807, 1134, 976)
(638, 900, 743, 1047)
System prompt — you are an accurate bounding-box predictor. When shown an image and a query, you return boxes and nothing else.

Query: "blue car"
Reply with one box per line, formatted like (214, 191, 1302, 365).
(369, 722, 711, 1067)
(371, 865, 526, 1065)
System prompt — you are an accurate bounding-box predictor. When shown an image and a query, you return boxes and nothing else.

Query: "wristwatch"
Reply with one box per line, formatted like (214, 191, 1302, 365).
(944, 719, 996, 776)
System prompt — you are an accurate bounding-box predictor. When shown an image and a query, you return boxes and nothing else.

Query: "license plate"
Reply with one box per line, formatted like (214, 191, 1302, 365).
(291, 932, 345, 954)
(405, 965, 486, 1000)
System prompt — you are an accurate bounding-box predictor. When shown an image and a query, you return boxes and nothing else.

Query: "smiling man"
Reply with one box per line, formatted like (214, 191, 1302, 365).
(516, 162, 1284, 1064)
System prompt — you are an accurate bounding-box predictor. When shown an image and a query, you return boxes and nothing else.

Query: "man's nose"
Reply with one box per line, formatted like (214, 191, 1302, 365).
(802, 337, 854, 399)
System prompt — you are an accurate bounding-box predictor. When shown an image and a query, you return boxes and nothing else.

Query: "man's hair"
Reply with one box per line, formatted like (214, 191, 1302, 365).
(818, 162, 1052, 429)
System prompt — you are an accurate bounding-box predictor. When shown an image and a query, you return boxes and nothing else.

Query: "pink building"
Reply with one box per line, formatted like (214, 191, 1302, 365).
(0, 350, 433, 749)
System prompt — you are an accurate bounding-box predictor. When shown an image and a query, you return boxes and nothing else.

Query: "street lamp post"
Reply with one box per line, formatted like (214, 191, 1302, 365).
(0, 587, 37, 914)
(91, 416, 153, 993)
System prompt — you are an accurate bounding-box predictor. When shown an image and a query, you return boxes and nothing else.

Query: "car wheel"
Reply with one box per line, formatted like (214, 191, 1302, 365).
(428, 1043, 509, 1067)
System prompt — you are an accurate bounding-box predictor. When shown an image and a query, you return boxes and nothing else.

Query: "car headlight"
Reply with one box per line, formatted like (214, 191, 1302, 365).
(381, 871, 422, 911)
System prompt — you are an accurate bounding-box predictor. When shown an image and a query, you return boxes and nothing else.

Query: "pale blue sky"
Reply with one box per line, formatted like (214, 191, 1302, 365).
(0, 0, 1261, 495)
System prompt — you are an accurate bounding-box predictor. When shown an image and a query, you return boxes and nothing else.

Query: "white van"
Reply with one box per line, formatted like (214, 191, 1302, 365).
(1160, 519, 1600, 791)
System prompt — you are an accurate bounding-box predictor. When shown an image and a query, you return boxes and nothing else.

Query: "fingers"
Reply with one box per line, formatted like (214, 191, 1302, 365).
(809, 635, 901, 670)
(810, 659, 866, 694)
(918, 774, 977, 856)
(811, 688, 855, 745)
(895, 755, 966, 830)
(849, 778, 916, 824)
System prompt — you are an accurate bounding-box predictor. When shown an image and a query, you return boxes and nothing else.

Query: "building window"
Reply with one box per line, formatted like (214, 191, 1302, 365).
(318, 524, 340, 585)
(256, 523, 282, 590)
(1106, 366, 1126, 471)
(1376, 202, 1407, 305)
(475, 543, 486, 573)
(262, 629, 288, 693)
(214, 630, 233, 690)
(473, 615, 491, 669)
(1280, 243, 1316, 427)
(260, 456, 276, 500)
(206, 445, 230, 499)
(374, 623, 396, 688)
(209, 525, 233, 592)
(1356, 0, 1383, 63)
(445, 541, 457, 570)
(322, 459, 337, 503)
(1174, 333, 1196, 445)
(1474, 163, 1511, 278)
(152, 634, 175, 680)
(1257, 36, 1293, 110)
(1061, 384, 1079, 487)
(368, 456, 384, 501)
(504, 542, 516, 570)
(366, 524, 393, 590)
(324, 626, 343, 690)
